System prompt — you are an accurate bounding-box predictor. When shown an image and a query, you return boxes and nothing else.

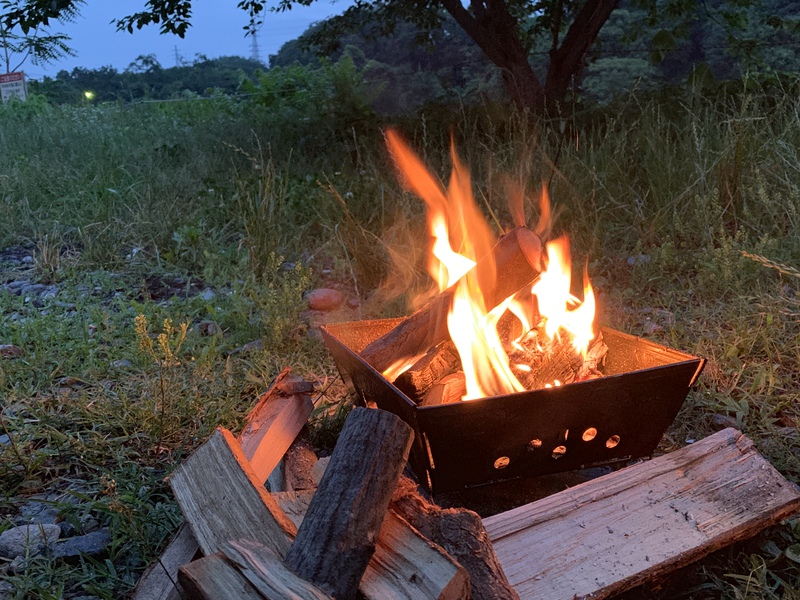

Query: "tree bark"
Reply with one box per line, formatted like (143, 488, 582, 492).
(545, 0, 620, 106)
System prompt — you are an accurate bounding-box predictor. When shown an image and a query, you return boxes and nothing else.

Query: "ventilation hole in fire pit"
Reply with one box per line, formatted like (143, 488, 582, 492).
(551, 446, 567, 459)
(582, 427, 597, 442)
(494, 456, 510, 469)
(527, 439, 542, 451)
(606, 435, 621, 449)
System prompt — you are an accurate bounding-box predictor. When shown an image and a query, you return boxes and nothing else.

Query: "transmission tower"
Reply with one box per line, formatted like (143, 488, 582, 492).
(250, 31, 261, 64)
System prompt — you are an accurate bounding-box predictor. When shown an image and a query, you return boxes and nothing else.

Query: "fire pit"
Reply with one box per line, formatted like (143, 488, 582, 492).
(321, 130, 705, 493)
(322, 319, 704, 494)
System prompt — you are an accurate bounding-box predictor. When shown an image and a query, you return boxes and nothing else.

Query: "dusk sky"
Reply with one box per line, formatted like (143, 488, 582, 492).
(26, 1, 351, 80)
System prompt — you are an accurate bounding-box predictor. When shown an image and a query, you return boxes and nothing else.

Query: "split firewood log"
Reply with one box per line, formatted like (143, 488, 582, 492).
(391, 476, 520, 600)
(360, 226, 543, 374)
(394, 340, 462, 402)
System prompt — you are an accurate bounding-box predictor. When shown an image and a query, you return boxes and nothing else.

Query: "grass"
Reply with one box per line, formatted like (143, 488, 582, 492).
(1, 75, 800, 598)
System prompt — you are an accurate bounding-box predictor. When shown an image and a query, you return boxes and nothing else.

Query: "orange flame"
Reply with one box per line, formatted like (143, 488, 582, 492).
(384, 130, 596, 399)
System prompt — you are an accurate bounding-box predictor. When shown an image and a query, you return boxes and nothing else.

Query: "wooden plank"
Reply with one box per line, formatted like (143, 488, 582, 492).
(285, 407, 414, 599)
(272, 486, 469, 600)
(133, 370, 311, 599)
(170, 427, 296, 557)
(483, 428, 800, 600)
(178, 552, 263, 600)
(223, 539, 332, 600)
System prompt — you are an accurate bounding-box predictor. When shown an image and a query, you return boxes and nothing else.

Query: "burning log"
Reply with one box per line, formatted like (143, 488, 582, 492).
(394, 340, 462, 402)
(284, 407, 414, 599)
(391, 476, 519, 600)
(508, 330, 608, 391)
(422, 372, 467, 406)
(360, 226, 543, 374)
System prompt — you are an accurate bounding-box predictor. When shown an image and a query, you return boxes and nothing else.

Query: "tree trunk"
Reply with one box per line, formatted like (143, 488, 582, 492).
(440, 0, 619, 111)
(544, 0, 620, 107)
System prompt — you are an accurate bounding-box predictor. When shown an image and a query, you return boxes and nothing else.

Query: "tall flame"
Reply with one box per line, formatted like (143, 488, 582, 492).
(385, 130, 596, 400)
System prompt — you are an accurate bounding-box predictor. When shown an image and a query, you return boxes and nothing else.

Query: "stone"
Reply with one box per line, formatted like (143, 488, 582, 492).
(110, 359, 133, 369)
(50, 529, 111, 563)
(0, 434, 9, 445)
(0, 345, 23, 359)
(307, 288, 344, 312)
(0, 579, 14, 599)
(195, 320, 220, 336)
(200, 288, 215, 302)
(0, 524, 61, 559)
(17, 498, 60, 525)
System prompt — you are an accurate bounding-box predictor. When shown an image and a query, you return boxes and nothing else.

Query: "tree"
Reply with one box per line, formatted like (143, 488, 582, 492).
(0, 0, 768, 110)
(0, 22, 74, 73)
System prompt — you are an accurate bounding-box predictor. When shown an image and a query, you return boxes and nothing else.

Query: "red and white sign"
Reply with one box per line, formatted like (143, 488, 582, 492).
(1, 72, 28, 103)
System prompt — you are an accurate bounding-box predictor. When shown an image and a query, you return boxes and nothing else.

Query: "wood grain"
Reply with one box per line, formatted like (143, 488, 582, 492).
(483, 428, 800, 600)
(169, 427, 296, 558)
(223, 539, 332, 600)
(178, 552, 263, 600)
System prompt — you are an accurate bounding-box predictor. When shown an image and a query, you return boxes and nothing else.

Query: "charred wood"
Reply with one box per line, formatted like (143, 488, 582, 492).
(394, 341, 462, 402)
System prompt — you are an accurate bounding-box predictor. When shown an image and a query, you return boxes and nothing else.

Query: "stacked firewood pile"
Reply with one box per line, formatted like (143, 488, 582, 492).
(134, 367, 800, 600)
(133, 369, 517, 600)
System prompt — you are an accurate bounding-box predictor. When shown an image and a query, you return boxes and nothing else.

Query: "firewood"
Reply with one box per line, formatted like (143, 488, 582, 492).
(391, 477, 520, 600)
(284, 429, 319, 491)
(394, 340, 462, 401)
(360, 226, 543, 374)
(178, 552, 262, 600)
(240, 374, 315, 484)
(133, 368, 313, 600)
(483, 428, 800, 600)
(222, 539, 332, 600)
(284, 408, 414, 599)
(273, 486, 470, 600)
(508, 329, 607, 391)
(169, 427, 297, 557)
(421, 372, 467, 406)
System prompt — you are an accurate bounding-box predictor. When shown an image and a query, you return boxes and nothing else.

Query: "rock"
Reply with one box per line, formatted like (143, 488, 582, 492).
(238, 339, 263, 355)
(110, 359, 133, 369)
(0, 345, 23, 358)
(0, 524, 61, 559)
(195, 320, 220, 336)
(0, 579, 14, 599)
(347, 298, 361, 309)
(20, 256, 34, 265)
(710, 413, 738, 431)
(307, 288, 344, 312)
(0, 434, 9, 445)
(50, 529, 111, 563)
(200, 289, 215, 302)
(17, 498, 60, 525)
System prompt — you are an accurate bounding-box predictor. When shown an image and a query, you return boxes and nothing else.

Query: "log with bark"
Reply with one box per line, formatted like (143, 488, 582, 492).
(394, 340, 462, 402)
(284, 407, 415, 599)
(391, 476, 520, 600)
(360, 226, 543, 374)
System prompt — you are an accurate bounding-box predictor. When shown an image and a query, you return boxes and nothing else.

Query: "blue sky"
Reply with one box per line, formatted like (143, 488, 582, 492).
(25, 1, 350, 79)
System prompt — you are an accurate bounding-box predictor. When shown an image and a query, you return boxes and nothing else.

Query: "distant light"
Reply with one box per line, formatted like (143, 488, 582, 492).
(84, 91, 95, 100)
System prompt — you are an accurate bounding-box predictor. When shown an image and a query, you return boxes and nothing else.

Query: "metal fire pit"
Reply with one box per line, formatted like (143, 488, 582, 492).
(321, 318, 705, 494)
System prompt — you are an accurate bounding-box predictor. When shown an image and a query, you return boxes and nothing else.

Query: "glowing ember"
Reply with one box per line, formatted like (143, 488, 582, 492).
(384, 130, 598, 400)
